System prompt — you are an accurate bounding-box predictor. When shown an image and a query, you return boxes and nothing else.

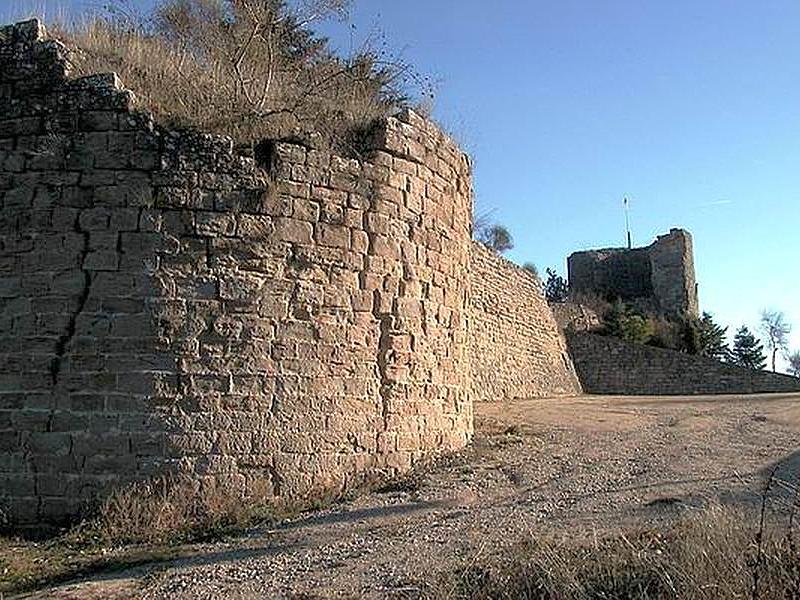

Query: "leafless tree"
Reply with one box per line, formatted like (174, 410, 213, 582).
(759, 309, 791, 373)
(788, 351, 800, 378)
(473, 208, 514, 254)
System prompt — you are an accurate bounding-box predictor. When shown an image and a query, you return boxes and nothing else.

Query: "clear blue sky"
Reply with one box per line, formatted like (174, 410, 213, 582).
(7, 0, 800, 369)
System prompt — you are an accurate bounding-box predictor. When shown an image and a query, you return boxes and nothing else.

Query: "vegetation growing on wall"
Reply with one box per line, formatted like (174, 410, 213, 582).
(55, 0, 429, 155)
(588, 300, 741, 361)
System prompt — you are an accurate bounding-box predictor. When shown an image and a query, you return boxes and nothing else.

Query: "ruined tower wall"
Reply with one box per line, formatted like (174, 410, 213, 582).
(567, 229, 699, 317)
(0, 21, 472, 528)
(649, 229, 699, 316)
(469, 243, 582, 401)
(567, 247, 653, 302)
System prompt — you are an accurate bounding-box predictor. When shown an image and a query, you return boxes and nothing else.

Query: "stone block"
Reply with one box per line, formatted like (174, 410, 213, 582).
(219, 272, 264, 301)
(84, 453, 137, 474)
(274, 217, 313, 244)
(27, 432, 71, 455)
(4, 497, 39, 524)
(49, 411, 89, 432)
(1, 474, 36, 496)
(36, 474, 68, 496)
(0, 276, 21, 298)
(39, 497, 82, 524)
(83, 250, 119, 271)
(78, 111, 118, 131)
(238, 214, 274, 239)
(315, 223, 349, 248)
(196, 211, 236, 236)
(369, 234, 400, 260)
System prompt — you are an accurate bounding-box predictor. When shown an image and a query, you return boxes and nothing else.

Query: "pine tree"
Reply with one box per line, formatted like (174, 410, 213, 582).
(544, 268, 569, 303)
(603, 301, 654, 344)
(697, 312, 730, 361)
(729, 325, 766, 370)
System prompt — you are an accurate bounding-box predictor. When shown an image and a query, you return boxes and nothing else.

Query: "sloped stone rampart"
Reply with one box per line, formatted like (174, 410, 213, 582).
(469, 243, 582, 401)
(568, 332, 800, 395)
(0, 20, 474, 529)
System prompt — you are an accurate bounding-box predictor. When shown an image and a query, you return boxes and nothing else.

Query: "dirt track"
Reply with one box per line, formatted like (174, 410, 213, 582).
(30, 393, 800, 599)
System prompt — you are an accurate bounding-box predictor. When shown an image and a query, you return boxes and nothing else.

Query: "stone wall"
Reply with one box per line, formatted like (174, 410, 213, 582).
(568, 228, 699, 317)
(567, 333, 800, 395)
(469, 243, 581, 402)
(549, 302, 602, 333)
(649, 229, 699, 317)
(0, 20, 473, 529)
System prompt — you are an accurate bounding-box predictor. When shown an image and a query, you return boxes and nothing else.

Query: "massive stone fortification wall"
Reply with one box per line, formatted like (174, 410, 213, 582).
(568, 228, 699, 317)
(568, 333, 800, 395)
(469, 243, 581, 402)
(0, 20, 474, 528)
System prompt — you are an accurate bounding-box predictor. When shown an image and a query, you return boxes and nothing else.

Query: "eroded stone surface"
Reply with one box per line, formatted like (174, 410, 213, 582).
(568, 228, 699, 317)
(0, 20, 482, 528)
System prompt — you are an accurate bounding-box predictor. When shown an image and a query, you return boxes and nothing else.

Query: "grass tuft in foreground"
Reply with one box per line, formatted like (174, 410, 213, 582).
(430, 504, 800, 600)
(0, 474, 283, 594)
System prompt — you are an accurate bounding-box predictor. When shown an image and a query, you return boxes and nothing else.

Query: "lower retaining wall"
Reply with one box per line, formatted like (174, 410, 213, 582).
(567, 332, 800, 395)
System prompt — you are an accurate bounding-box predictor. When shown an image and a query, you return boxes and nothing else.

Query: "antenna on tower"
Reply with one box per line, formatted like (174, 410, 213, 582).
(623, 196, 632, 249)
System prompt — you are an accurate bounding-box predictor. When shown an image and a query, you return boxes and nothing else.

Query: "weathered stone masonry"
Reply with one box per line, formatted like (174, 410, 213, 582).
(568, 333, 800, 395)
(469, 243, 581, 402)
(1, 20, 491, 528)
(568, 228, 699, 317)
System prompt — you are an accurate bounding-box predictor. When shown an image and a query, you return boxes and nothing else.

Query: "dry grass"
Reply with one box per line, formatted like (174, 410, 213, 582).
(47, 0, 428, 156)
(0, 470, 409, 594)
(3, 481, 800, 598)
(430, 504, 800, 600)
(93, 474, 278, 545)
(0, 474, 282, 594)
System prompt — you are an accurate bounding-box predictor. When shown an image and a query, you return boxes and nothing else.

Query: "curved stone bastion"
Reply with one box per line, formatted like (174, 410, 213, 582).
(0, 20, 580, 529)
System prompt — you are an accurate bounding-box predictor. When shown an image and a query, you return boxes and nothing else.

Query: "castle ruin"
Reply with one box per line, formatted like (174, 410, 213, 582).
(2, 20, 798, 533)
(568, 228, 699, 317)
(0, 20, 579, 529)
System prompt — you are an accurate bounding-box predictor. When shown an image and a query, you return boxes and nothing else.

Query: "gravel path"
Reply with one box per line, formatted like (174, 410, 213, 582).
(32, 393, 800, 600)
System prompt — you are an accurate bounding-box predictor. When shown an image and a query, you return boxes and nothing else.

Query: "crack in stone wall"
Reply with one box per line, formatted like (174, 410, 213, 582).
(50, 220, 93, 384)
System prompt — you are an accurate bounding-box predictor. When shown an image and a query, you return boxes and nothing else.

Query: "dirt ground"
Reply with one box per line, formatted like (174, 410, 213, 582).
(24, 392, 800, 600)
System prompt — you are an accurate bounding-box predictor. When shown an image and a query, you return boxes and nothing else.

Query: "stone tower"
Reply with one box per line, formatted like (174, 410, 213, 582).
(567, 228, 699, 317)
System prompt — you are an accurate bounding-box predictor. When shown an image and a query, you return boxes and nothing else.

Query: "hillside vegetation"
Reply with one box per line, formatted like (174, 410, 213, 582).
(54, 0, 428, 155)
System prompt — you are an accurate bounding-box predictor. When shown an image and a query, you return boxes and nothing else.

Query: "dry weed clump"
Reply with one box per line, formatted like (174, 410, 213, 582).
(52, 0, 430, 156)
(91, 474, 277, 545)
(0, 475, 278, 594)
(434, 504, 800, 600)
